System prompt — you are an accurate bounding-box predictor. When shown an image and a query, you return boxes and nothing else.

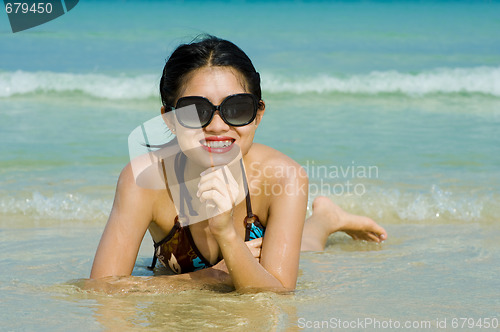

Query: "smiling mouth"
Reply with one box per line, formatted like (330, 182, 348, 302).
(201, 140, 234, 148)
(200, 138, 235, 152)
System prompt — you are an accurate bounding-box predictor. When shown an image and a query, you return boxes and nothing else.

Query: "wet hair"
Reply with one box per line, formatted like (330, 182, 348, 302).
(159, 35, 262, 109)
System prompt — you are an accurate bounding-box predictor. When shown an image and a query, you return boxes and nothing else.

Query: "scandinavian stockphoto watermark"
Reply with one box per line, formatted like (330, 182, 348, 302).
(247, 160, 379, 197)
(4, 0, 79, 33)
(305, 160, 378, 197)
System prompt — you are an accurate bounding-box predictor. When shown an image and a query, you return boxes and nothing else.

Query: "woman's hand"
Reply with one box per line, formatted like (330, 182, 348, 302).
(197, 165, 240, 237)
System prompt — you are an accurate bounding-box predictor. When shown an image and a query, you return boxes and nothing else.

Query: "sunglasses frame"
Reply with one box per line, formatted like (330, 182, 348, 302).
(171, 93, 260, 129)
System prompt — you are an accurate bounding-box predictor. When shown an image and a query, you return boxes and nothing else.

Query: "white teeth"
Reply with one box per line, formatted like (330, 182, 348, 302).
(202, 140, 233, 148)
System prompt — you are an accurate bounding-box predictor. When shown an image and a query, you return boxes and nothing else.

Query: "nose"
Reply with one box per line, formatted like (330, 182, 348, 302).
(204, 110, 230, 133)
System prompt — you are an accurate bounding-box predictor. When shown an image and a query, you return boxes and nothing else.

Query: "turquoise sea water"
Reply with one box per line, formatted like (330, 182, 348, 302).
(1, 1, 500, 330)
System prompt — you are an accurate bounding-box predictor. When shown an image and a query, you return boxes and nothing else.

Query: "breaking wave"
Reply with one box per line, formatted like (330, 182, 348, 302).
(1, 66, 499, 99)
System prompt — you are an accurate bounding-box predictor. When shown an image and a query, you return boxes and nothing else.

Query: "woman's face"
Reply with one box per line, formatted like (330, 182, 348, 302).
(164, 66, 264, 168)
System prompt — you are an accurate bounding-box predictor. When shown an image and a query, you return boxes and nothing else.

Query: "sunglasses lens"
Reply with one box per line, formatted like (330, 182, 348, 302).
(176, 98, 213, 128)
(222, 94, 256, 126)
(175, 94, 257, 128)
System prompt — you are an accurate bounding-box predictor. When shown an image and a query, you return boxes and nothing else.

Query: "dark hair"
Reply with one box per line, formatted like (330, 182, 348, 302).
(160, 35, 262, 109)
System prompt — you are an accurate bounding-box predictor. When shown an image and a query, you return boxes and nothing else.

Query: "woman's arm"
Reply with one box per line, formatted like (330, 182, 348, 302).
(90, 164, 154, 279)
(86, 267, 231, 294)
(201, 160, 308, 292)
(86, 238, 264, 293)
(89, 163, 256, 288)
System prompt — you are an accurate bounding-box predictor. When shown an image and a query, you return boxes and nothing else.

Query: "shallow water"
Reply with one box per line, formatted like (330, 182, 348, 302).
(1, 0, 500, 331)
(1, 222, 499, 331)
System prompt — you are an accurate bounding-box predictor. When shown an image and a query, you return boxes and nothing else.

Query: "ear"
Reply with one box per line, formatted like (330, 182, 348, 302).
(161, 106, 176, 134)
(254, 100, 266, 126)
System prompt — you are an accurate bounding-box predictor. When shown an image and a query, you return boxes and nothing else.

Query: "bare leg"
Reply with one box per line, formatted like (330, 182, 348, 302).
(301, 196, 387, 251)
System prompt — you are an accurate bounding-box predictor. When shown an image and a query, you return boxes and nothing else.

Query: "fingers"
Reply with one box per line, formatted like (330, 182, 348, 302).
(197, 185, 226, 203)
(199, 190, 228, 216)
(245, 237, 262, 260)
(198, 166, 240, 216)
(247, 246, 261, 260)
(198, 166, 239, 201)
(200, 165, 237, 188)
(246, 237, 263, 248)
(197, 180, 237, 204)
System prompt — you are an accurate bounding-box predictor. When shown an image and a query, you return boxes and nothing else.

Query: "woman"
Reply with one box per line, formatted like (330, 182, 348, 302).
(90, 35, 387, 292)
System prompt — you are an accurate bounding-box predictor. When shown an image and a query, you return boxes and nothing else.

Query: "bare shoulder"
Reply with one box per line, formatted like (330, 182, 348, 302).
(116, 162, 145, 194)
(114, 162, 161, 214)
(247, 143, 308, 183)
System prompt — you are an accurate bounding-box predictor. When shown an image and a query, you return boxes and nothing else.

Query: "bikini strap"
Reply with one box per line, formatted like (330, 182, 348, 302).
(239, 158, 262, 240)
(175, 152, 198, 218)
(240, 158, 254, 219)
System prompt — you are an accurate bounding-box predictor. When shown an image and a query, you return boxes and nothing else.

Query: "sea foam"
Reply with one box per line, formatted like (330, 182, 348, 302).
(1, 66, 499, 99)
(0, 70, 158, 99)
(263, 66, 500, 96)
(1, 186, 496, 225)
(0, 192, 110, 225)
(307, 183, 498, 224)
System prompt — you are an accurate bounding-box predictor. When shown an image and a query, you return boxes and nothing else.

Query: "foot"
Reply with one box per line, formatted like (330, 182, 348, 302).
(311, 196, 387, 243)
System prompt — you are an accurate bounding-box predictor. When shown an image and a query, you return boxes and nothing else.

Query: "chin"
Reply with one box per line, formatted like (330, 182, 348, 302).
(183, 144, 243, 168)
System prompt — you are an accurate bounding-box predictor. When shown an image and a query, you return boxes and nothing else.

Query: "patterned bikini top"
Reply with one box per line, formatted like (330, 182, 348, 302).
(148, 153, 264, 274)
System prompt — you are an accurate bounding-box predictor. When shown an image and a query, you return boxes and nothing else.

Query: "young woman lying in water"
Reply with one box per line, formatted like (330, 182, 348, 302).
(89, 36, 387, 293)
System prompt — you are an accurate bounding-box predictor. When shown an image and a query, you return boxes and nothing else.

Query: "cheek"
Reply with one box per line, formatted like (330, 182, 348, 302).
(236, 126, 256, 147)
(176, 128, 202, 148)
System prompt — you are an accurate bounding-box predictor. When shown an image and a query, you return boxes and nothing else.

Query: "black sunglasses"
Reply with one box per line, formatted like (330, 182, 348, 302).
(171, 93, 260, 129)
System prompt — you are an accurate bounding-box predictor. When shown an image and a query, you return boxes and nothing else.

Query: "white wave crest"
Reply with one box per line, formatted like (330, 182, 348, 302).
(0, 70, 159, 99)
(1, 66, 499, 99)
(263, 66, 500, 96)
